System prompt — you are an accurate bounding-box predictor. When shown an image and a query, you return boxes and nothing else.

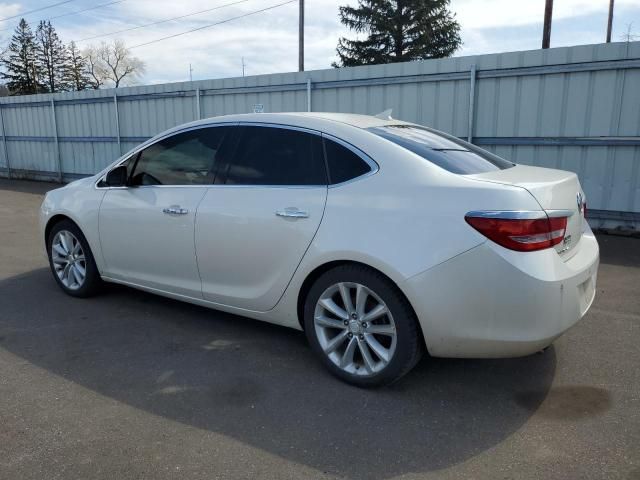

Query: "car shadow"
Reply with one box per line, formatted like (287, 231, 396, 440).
(0, 268, 556, 479)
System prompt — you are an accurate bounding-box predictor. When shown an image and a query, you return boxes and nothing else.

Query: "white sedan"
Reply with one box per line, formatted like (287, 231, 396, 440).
(40, 112, 599, 387)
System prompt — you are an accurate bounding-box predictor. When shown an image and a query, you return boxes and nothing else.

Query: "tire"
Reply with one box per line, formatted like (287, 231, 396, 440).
(304, 264, 423, 387)
(47, 219, 102, 298)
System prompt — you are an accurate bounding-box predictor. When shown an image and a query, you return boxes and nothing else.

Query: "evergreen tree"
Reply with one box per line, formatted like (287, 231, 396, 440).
(333, 0, 462, 67)
(35, 20, 69, 93)
(1, 19, 41, 95)
(64, 41, 90, 91)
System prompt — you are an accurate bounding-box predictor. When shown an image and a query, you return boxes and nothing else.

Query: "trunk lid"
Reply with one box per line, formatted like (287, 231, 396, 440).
(468, 165, 587, 257)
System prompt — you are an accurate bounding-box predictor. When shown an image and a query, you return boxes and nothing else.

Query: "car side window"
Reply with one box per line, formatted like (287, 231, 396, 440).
(323, 138, 372, 185)
(223, 126, 326, 186)
(129, 127, 229, 186)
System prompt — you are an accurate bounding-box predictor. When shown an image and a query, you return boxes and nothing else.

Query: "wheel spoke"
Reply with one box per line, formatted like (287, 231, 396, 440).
(71, 239, 81, 255)
(52, 256, 66, 265)
(318, 298, 349, 320)
(61, 263, 72, 285)
(362, 304, 387, 322)
(365, 324, 396, 336)
(338, 283, 354, 313)
(356, 337, 376, 373)
(74, 263, 86, 278)
(364, 333, 390, 363)
(340, 337, 357, 368)
(323, 330, 348, 354)
(355, 284, 368, 317)
(53, 243, 67, 257)
(70, 265, 82, 285)
(60, 232, 72, 254)
(315, 315, 346, 330)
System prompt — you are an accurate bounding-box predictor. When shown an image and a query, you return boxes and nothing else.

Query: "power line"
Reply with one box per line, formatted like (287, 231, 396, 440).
(76, 0, 250, 43)
(50, 0, 126, 21)
(0, 0, 126, 33)
(0, 0, 79, 23)
(130, 0, 296, 49)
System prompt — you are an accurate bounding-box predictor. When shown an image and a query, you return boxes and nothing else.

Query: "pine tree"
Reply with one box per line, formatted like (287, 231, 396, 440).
(1, 19, 42, 95)
(64, 41, 90, 91)
(333, 0, 462, 67)
(35, 20, 68, 93)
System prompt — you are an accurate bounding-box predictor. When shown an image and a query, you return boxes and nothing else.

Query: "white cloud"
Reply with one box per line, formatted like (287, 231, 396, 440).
(1, 0, 638, 84)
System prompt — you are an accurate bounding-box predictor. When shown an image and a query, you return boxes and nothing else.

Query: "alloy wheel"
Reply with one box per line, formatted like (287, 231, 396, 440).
(51, 230, 87, 290)
(314, 282, 397, 376)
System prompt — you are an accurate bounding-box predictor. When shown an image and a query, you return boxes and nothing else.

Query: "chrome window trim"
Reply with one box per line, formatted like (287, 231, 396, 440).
(94, 120, 379, 190)
(94, 122, 238, 190)
(321, 133, 379, 188)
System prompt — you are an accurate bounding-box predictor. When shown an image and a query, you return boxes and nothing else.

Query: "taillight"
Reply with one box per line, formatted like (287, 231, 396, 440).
(465, 212, 568, 252)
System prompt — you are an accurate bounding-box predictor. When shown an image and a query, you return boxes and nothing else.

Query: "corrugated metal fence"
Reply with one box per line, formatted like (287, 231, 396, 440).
(1, 41, 639, 229)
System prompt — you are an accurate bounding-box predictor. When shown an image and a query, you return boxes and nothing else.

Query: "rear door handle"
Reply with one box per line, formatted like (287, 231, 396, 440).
(163, 206, 189, 215)
(276, 207, 309, 219)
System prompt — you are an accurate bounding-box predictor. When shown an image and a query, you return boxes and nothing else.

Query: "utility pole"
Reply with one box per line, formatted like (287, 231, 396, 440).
(606, 0, 615, 43)
(542, 0, 553, 49)
(298, 0, 304, 71)
(189, 63, 193, 82)
(242, 57, 245, 77)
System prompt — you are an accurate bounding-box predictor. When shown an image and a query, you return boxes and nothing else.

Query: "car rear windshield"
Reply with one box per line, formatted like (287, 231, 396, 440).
(367, 125, 515, 174)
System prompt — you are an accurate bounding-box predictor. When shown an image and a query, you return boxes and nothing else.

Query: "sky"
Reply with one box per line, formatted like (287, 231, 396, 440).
(0, 0, 638, 85)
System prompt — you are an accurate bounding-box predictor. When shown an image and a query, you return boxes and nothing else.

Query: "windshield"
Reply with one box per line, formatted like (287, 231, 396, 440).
(367, 125, 515, 174)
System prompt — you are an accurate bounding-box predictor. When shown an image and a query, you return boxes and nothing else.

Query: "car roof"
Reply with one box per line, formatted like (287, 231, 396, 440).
(169, 112, 410, 133)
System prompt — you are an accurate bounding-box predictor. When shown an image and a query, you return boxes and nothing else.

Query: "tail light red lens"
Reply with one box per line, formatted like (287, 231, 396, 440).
(465, 214, 568, 252)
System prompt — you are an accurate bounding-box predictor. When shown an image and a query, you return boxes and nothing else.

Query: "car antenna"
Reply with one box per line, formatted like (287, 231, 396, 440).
(374, 109, 393, 120)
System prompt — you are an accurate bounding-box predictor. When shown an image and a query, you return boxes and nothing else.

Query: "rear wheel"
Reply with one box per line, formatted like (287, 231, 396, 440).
(47, 220, 102, 297)
(304, 264, 423, 387)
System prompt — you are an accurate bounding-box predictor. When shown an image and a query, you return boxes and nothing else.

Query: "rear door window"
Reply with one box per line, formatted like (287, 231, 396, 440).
(368, 125, 514, 174)
(222, 126, 327, 186)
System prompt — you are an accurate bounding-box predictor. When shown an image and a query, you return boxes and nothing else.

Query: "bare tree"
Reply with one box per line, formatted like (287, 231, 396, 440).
(83, 44, 107, 89)
(82, 40, 144, 89)
(100, 39, 144, 87)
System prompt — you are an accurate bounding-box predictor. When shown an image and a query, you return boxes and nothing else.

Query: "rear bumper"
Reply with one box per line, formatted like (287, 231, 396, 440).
(402, 226, 599, 358)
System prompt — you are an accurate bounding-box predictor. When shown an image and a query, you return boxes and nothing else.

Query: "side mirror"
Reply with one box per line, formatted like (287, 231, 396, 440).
(105, 165, 128, 187)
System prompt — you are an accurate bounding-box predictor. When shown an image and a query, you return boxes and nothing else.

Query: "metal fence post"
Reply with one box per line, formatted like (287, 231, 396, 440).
(306, 79, 312, 112)
(195, 88, 201, 119)
(50, 99, 63, 183)
(0, 103, 10, 180)
(467, 64, 477, 143)
(113, 92, 121, 155)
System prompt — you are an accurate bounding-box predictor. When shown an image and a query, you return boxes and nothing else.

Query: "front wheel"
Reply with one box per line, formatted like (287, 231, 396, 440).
(304, 264, 423, 387)
(47, 220, 102, 297)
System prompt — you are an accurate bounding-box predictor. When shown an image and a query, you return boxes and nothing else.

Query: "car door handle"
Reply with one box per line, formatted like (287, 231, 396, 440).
(275, 208, 309, 219)
(163, 206, 189, 215)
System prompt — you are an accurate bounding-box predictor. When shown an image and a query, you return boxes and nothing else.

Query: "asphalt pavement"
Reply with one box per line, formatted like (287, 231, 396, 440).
(0, 178, 638, 480)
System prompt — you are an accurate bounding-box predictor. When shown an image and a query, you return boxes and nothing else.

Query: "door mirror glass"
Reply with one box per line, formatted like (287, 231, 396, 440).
(105, 165, 128, 187)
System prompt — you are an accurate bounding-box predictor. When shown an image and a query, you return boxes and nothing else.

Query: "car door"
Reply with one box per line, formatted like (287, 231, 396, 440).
(98, 126, 231, 297)
(195, 124, 328, 311)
